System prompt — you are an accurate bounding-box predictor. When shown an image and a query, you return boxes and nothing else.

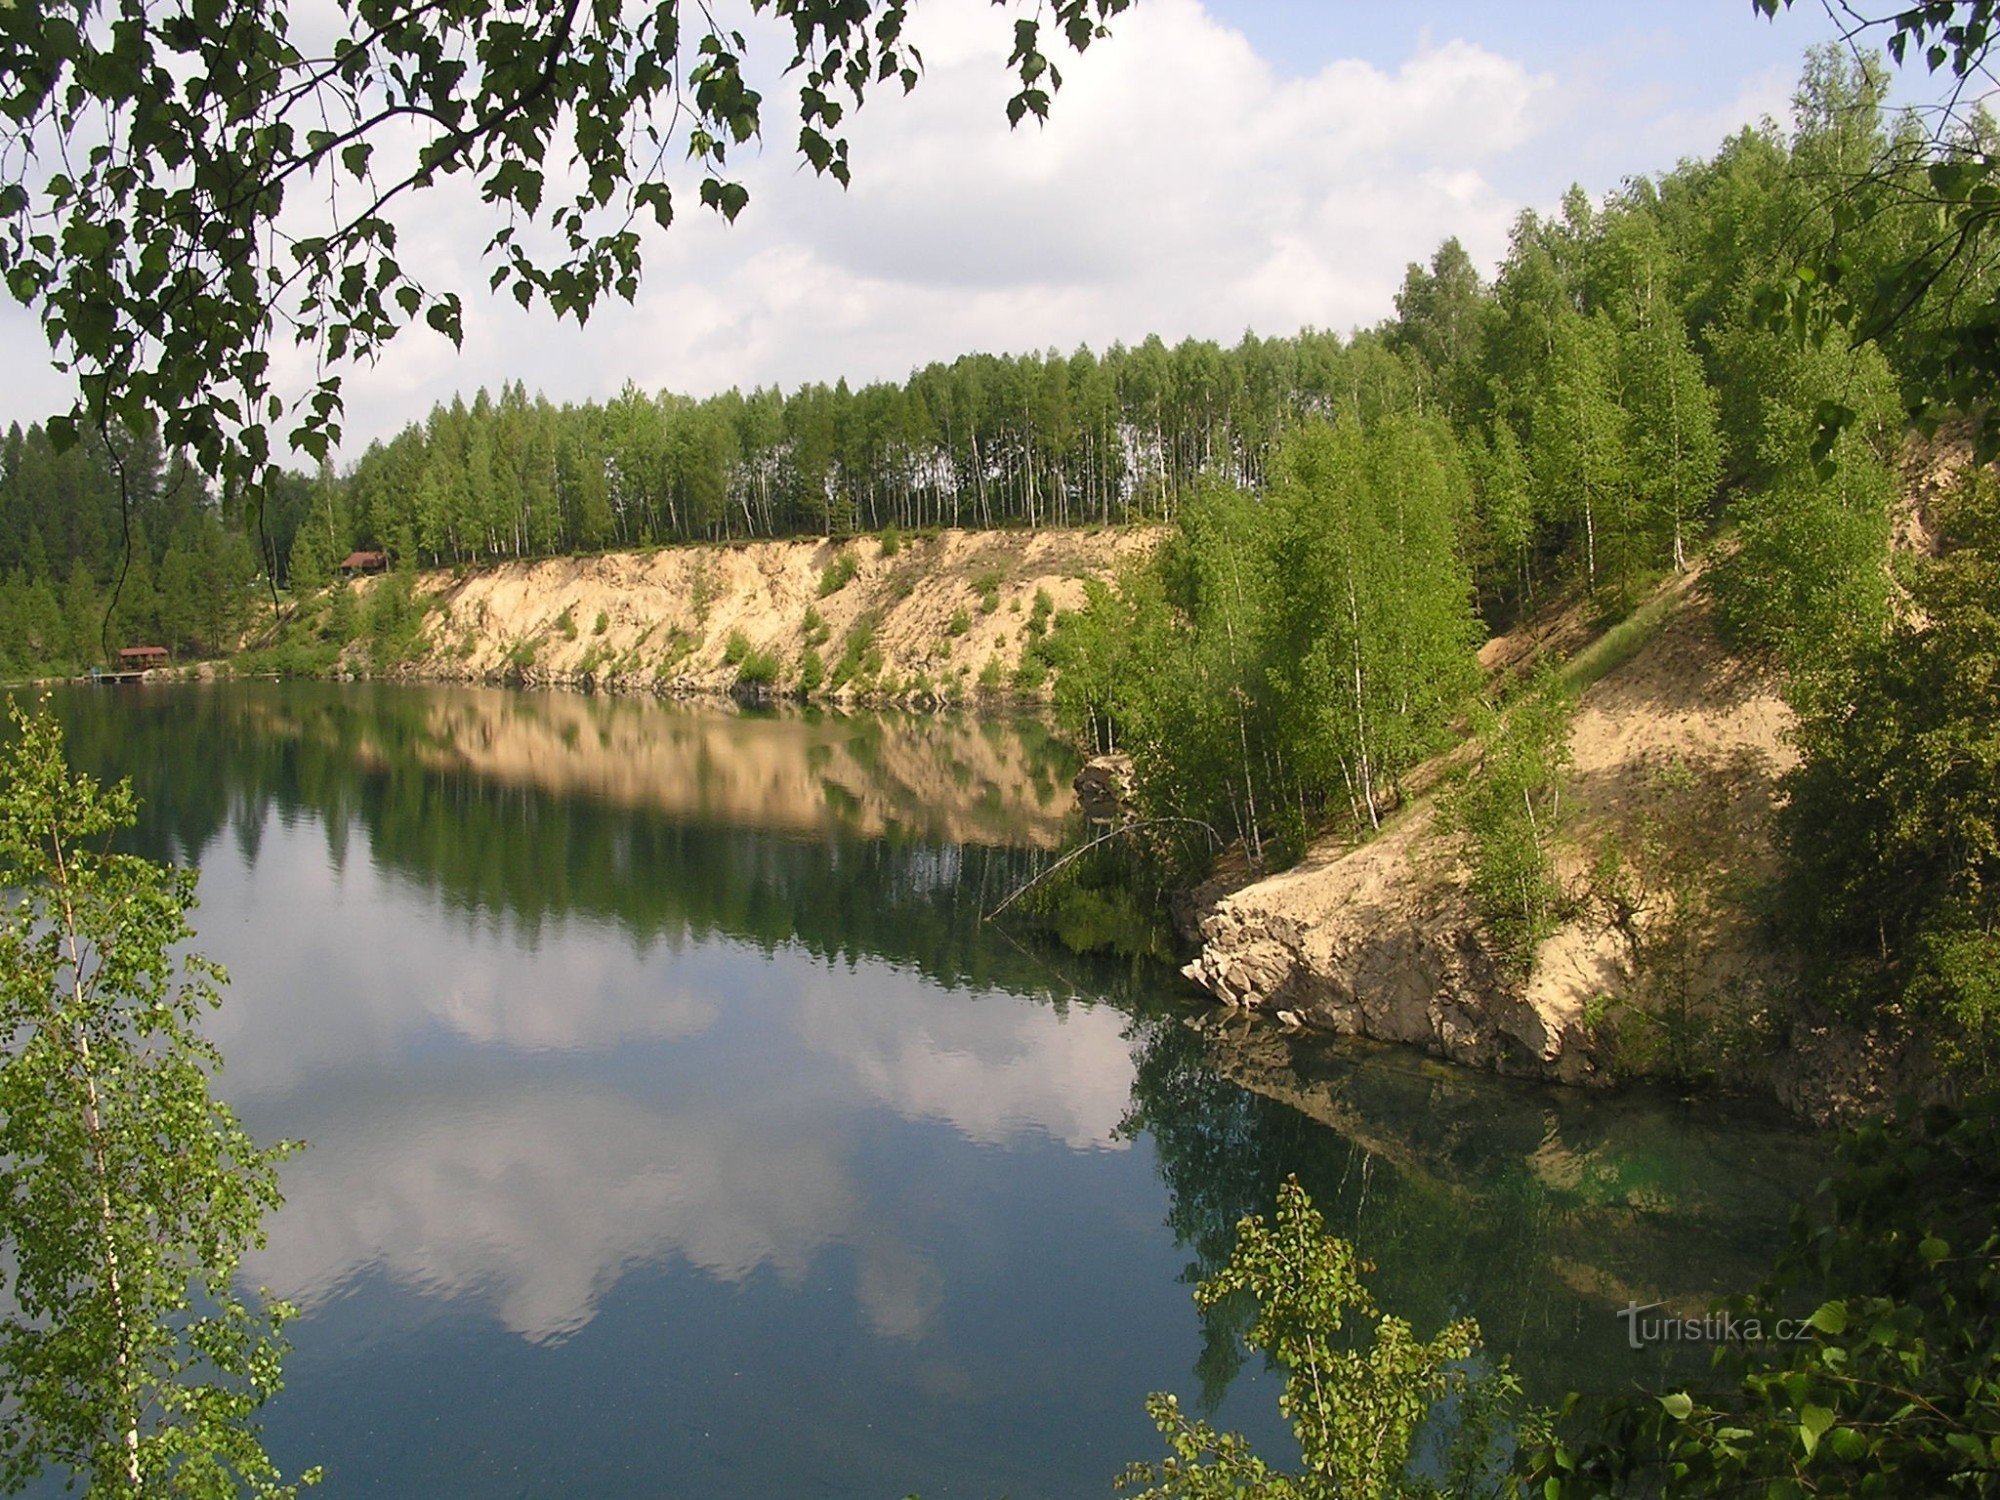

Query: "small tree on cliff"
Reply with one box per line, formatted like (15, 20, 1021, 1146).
(0, 702, 312, 1497)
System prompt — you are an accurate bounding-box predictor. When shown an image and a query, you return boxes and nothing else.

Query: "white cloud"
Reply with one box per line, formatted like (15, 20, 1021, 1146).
(247, 1078, 888, 1343)
(196, 818, 719, 1092)
(0, 1, 1828, 452)
(795, 967, 1138, 1151)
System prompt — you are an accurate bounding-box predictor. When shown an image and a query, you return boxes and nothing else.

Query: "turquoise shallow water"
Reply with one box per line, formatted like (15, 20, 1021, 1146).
(21, 681, 1826, 1499)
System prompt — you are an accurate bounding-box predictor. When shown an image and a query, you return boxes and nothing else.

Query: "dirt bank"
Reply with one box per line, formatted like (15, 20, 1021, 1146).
(1180, 564, 1900, 1120)
(349, 527, 1160, 704)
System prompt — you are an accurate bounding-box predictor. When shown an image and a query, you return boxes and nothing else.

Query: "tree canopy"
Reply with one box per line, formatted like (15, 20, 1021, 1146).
(0, 0, 1130, 532)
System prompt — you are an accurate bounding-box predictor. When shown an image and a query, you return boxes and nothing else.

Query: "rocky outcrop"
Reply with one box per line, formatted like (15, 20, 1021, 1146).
(1181, 806, 1609, 1084)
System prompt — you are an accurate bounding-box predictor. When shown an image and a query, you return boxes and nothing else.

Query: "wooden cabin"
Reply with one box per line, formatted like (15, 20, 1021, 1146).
(339, 549, 390, 575)
(117, 645, 170, 667)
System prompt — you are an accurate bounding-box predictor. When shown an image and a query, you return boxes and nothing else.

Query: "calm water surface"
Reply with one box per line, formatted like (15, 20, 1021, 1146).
(30, 682, 1825, 1499)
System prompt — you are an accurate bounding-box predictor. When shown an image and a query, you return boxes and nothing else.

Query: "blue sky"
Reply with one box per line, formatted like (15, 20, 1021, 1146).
(0, 1, 1926, 454)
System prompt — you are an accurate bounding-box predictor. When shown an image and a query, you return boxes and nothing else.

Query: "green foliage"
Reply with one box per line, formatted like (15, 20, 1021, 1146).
(829, 615, 881, 690)
(688, 558, 721, 624)
(1531, 1093, 2000, 1498)
(1057, 417, 1480, 870)
(817, 551, 859, 598)
(554, 608, 577, 641)
(0, 705, 312, 1497)
(0, 0, 1129, 538)
(1028, 587, 1055, 636)
(1584, 758, 1770, 1086)
(1780, 469, 2000, 1056)
(592, 610, 609, 636)
(733, 647, 780, 689)
(796, 645, 825, 694)
(878, 524, 902, 558)
(361, 573, 429, 672)
(1442, 675, 1575, 977)
(722, 629, 752, 666)
(973, 568, 1005, 614)
(1121, 1178, 1524, 1500)
(946, 609, 971, 638)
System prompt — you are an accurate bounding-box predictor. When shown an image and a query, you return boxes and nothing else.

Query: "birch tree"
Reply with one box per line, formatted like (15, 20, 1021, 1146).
(0, 704, 310, 1498)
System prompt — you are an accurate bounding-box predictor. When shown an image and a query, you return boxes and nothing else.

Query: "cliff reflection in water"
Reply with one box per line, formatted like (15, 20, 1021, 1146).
(15, 681, 1827, 1497)
(1124, 1013, 1827, 1402)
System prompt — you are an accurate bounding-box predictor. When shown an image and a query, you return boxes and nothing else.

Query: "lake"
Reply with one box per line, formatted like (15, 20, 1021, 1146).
(25, 681, 1825, 1499)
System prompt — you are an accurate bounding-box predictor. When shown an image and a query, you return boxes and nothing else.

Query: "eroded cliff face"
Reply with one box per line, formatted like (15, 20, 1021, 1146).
(1180, 569, 1798, 1097)
(347, 527, 1160, 704)
(1182, 807, 1604, 1082)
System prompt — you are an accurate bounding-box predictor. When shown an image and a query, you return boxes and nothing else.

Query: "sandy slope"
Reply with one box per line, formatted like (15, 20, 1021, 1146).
(1184, 566, 1806, 1095)
(357, 527, 1161, 703)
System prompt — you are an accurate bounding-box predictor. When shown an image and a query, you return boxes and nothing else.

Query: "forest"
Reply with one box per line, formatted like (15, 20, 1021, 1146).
(0, 52, 1947, 661)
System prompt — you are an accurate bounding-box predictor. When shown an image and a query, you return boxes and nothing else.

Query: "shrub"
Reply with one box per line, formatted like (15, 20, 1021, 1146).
(973, 566, 1004, 614)
(1441, 674, 1575, 977)
(946, 609, 971, 637)
(735, 648, 780, 687)
(817, 551, 858, 597)
(592, 610, 609, 636)
(830, 614, 880, 689)
(555, 607, 577, 640)
(1028, 586, 1054, 636)
(1122, 1178, 1521, 1500)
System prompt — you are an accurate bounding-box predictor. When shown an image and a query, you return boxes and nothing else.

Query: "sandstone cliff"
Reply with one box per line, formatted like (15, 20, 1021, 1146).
(344, 527, 1159, 704)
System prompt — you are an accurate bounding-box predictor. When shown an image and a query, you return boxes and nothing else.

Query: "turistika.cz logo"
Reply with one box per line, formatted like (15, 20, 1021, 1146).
(1617, 1301, 1817, 1350)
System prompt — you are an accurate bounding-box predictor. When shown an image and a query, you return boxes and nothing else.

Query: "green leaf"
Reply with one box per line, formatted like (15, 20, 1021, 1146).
(1798, 1403, 1835, 1458)
(1659, 1391, 1694, 1420)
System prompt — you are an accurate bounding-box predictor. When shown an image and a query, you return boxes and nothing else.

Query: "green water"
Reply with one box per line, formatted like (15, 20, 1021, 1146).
(21, 681, 1827, 1498)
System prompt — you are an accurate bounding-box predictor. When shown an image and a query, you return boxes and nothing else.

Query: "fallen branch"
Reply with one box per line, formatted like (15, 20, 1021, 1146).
(984, 817, 1222, 921)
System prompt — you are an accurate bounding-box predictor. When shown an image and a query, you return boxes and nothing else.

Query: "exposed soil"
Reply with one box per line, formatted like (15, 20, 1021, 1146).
(1182, 562, 1892, 1121)
(350, 527, 1160, 704)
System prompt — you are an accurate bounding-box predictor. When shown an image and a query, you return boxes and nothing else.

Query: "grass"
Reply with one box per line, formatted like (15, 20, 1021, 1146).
(1558, 587, 1681, 695)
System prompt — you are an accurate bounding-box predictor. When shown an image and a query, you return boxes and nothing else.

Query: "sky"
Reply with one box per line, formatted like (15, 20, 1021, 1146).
(0, 0, 1896, 458)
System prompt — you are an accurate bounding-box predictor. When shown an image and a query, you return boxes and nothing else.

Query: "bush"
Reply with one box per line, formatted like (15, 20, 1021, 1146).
(1441, 674, 1575, 977)
(818, 551, 858, 597)
(946, 609, 971, 637)
(555, 607, 577, 640)
(735, 648, 780, 687)
(1122, 1178, 1522, 1500)
(1778, 470, 2000, 1057)
(878, 524, 901, 558)
(797, 645, 825, 694)
(830, 614, 880, 689)
(973, 566, 1003, 614)
(363, 573, 429, 670)
(592, 610, 610, 636)
(1530, 1096, 2000, 1498)
(722, 629, 751, 666)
